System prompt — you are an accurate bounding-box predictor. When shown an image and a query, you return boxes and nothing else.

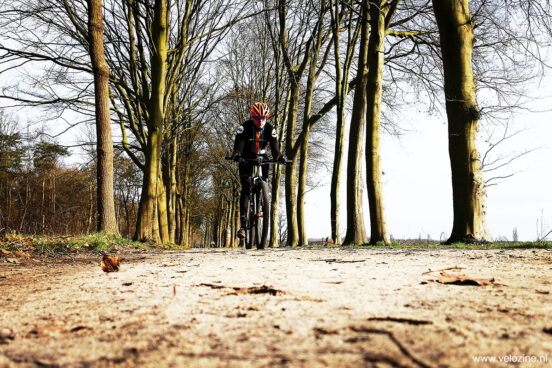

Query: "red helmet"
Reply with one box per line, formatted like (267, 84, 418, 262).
(250, 102, 270, 119)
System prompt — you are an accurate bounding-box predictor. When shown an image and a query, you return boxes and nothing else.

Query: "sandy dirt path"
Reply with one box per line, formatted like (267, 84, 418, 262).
(1, 247, 552, 367)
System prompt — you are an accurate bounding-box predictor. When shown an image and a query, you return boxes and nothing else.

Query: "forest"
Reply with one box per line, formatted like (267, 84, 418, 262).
(0, 0, 550, 247)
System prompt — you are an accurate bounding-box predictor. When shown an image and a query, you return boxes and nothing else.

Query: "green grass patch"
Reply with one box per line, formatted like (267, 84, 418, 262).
(0, 232, 190, 255)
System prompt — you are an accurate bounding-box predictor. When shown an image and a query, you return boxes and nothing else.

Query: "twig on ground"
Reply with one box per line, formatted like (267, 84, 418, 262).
(349, 326, 432, 368)
(367, 317, 433, 325)
(421, 265, 464, 275)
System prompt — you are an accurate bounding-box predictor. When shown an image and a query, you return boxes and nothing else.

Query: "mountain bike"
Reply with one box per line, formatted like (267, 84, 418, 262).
(225, 154, 288, 249)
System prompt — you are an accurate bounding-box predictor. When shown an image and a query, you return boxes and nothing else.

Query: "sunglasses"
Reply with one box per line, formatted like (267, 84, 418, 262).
(253, 116, 267, 120)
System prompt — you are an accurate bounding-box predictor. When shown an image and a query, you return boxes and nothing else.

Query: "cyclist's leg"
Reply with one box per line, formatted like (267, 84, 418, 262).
(238, 162, 253, 238)
(261, 164, 269, 182)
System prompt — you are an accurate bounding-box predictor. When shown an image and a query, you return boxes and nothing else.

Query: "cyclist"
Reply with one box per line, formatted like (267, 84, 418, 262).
(231, 102, 287, 239)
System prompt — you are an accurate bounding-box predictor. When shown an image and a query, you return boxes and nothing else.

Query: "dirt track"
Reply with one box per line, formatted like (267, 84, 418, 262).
(1, 247, 552, 367)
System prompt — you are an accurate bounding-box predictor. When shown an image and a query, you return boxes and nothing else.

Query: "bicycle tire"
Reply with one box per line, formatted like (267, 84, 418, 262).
(254, 180, 270, 249)
(243, 200, 252, 249)
(249, 189, 258, 249)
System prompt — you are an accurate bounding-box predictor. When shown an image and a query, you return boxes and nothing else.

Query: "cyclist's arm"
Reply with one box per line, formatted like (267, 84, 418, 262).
(268, 125, 281, 158)
(233, 125, 245, 155)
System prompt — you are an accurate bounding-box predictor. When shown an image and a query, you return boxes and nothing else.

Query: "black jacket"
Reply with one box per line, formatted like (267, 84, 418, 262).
(233, 119, 281, 159)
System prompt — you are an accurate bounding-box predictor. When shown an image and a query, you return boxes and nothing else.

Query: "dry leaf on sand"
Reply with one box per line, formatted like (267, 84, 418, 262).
(437, 272, 495, 286)
(101, 253, 120, 272)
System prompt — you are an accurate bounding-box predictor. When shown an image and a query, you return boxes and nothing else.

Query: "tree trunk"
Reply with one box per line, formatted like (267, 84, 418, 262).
(329, 26, 344, 245)
(233, 190, 239, 247)
(343, 0, 369, 245)
(284, 84, 300, 247)
(365, 0, 391, 244)
(135, 139, 160, 241)
(133, 0, 168, 242)
(329, 0, 359, 245)
(270, 168, 281, 248)
(87, 0, 118, 235)
(297, 128, 310, 246)
(157, 173, 170, 243)
(225, 198, 232, 247)
(168, 138, 177, 243)
(432, 0, 488, 243)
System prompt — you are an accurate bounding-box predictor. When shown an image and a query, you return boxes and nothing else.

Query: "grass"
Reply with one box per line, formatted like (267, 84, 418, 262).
(0, 232, 189, 255)
(1, 232, 551, 255)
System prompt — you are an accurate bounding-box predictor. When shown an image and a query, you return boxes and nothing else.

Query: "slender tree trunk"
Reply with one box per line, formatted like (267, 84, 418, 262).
(233, 190, 239, 247)
(329, 7, 344, 244)
(133, 0, 168, 242)
(86, 183, 94, 233)
(297, 131, 310, 246)
(284, 85, 300, 247)
(41, 178, 45, 233)
(157, 173, 170, 243)
(343, 0, 369, 245)
(329, 0, 359, 245)
(168, 138, 177, 243)
(225, 198, 232, 247)
(432, 0, 488, 243)
(152, 195, 161, 243)
(177, 196, 184, 245)
(365, 0, 393, 244)
(87, 0, 118, 235)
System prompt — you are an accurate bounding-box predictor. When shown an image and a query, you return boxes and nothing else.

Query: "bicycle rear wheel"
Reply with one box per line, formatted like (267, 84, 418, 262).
(252, 180, 270, 249)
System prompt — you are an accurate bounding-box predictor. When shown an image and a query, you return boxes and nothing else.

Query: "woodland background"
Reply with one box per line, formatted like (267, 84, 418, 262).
(0, 0, 551, 247)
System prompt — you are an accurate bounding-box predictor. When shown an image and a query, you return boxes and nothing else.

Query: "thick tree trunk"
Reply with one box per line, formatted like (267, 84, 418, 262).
(432, 0, 488, 243)
(135, 135, 160, 241)
(87, 0, 118, 235)
(343, 0, 369, 245)
(133, 0, 168, 242)
(365, 0, 390, 244)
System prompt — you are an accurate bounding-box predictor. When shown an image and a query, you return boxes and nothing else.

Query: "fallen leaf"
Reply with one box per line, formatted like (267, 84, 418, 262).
(6, 258, 19, 265)
(536, 290, 550, 295)
(437, 272, 495, 286)
(228, 285, 284, 296)
(101, 253, 120, 272)
(0, 249, 11, 255)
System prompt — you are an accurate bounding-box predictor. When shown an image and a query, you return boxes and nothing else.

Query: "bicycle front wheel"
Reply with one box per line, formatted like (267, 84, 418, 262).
(252, 180, 270, 249)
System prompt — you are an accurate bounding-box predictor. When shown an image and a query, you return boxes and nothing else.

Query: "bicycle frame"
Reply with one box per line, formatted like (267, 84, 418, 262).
(226, 153, 285, 249)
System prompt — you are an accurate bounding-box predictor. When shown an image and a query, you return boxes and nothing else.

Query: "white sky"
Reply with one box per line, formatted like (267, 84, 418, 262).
(304, 73, 552, 242)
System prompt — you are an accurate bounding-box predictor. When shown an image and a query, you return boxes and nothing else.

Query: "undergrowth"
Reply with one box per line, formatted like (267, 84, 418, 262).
(0, 232, 188, 255)
(1, 232, 551, 255)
